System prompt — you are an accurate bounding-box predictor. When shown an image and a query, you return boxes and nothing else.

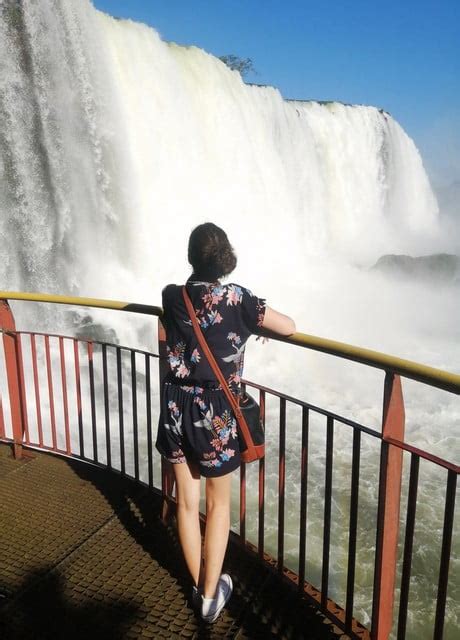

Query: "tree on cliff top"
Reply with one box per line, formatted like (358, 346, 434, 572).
(218, 55, 256, 79)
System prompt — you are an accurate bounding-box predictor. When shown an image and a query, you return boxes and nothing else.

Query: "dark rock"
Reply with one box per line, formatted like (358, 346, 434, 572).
(372, 253, 460, 284)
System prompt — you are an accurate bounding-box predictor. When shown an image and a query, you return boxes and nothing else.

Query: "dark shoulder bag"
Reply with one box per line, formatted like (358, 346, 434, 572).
(182, 286, 265, 463)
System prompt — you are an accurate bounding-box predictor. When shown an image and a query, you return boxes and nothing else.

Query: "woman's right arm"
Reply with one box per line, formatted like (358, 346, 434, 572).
(262, 306, 296, 336)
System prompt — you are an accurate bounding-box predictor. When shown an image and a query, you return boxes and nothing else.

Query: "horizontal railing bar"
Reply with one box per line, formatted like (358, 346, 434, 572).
(0, 290, 162, 317)
(385, 436, 459, 474)
(1, 290, 459, 394)
(5, 441, 71, 456)
(0, 440, 162, 495)
(243, 379, 382, 439)
(267, 330, 460, 395)
(0, 329, 160, 360)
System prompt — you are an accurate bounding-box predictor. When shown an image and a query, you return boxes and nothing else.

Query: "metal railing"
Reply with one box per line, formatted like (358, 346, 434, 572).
(0, 290, 458, 640)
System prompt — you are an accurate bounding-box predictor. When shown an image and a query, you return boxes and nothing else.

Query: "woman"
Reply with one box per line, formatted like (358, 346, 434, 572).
(156, 223, 296, 623)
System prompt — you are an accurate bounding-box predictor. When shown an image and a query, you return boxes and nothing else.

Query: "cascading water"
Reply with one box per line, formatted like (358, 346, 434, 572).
(0, 1, 458, 638)
(0, 0, 443, 312)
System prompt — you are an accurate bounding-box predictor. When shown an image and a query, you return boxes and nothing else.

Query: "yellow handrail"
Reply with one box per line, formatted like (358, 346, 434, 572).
(272, 331, 460, 394)
(1, 290, 459, 394)
(0, 290, 162, 316)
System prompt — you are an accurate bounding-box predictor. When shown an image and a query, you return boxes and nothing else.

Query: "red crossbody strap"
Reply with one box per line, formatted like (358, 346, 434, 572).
(182, 286, 256, 454)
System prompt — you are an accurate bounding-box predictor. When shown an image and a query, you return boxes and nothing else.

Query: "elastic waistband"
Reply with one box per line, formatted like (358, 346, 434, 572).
(164, 379, 222, 391)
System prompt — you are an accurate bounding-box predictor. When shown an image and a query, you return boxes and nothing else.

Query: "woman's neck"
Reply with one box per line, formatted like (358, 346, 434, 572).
(188, 273, 221, 285)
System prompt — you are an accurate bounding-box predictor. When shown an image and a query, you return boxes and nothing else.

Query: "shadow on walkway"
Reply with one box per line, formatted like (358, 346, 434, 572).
(66, 457, 193, 594)
(0, 566, 138, 640)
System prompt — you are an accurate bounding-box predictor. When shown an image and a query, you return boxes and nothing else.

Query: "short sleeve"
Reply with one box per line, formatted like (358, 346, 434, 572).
(161, 284, 177, 331)
(162, 284, 178, 305)
(241, 287, 266, 334)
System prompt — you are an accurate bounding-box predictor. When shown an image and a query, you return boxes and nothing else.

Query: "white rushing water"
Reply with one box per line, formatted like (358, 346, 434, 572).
(0, 1, 458, 638)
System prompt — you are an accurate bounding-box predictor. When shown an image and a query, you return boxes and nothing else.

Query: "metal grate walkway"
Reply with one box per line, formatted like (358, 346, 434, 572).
(0, 443, 347, 639)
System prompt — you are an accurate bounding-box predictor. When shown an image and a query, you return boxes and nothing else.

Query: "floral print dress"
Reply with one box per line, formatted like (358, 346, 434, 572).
(155, 279, 266, 477)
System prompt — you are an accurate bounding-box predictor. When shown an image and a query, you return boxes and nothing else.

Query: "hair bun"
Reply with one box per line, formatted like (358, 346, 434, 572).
(188, 223, 237, 280)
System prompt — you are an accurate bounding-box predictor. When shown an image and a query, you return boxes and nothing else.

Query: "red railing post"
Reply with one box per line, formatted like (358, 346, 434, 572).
(372, 372, 405, 640)
(0, 300, 27, 459)
(158, 317, 175, 521)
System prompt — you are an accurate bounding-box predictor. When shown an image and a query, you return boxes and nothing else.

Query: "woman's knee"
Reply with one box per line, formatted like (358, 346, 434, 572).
(206, 500, 230, 519)
(177, 488, 200, 513)
(174, 461, 201, 512)
(205, 475, 232, 513)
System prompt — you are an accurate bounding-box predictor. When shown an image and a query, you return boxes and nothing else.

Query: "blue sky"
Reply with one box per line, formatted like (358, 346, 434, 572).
(93, 0, 460, 186)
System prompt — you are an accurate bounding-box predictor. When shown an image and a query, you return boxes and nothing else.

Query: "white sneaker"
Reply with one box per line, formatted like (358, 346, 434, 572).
(201, 574, 233, 623)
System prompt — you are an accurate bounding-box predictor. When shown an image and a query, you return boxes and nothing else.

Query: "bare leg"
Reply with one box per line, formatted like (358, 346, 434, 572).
(203, 472, 232, 598)
(173, 461, 202, 586)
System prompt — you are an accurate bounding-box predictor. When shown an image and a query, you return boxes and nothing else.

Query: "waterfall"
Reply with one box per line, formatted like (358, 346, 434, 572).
(0, 0, 134, 297)
(0, 0, 442, 315)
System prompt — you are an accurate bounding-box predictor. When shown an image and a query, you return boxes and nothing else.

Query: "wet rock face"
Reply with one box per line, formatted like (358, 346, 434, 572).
(372, 253, 460, 284)
(73, 313, 119, 344)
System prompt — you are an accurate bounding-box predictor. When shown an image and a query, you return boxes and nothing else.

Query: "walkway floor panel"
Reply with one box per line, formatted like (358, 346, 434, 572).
(0, 443, 345, 639)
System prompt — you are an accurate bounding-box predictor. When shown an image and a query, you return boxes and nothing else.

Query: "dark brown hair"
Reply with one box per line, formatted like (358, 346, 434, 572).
(188, 223, 237, 281)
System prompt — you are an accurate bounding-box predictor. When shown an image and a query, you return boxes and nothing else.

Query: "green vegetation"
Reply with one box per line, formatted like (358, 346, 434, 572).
(218, 55, 256, 79)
